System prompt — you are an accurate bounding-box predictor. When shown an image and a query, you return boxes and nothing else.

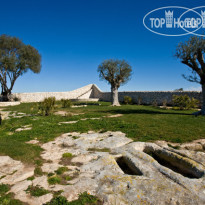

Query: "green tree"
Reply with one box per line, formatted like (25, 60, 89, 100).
(98, 59, 132, 106)
(175, 36, 205, 115)
(0, 34, 41, 101)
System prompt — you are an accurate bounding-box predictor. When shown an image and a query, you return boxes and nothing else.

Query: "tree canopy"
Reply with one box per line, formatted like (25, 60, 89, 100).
(98, 59, 132, 88)
(0, 34, 41, 100)
(98, 59, 132, 106)
(175, 36, 205, 84)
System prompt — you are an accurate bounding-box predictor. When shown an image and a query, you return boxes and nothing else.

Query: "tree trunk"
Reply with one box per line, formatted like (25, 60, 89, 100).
(111, 86, 120, 106)
(201, 84, 205, 115)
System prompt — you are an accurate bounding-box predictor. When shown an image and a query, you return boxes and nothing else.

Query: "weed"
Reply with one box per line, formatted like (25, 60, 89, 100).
(26, 185, 50, 197)
(48, 176, 61, 185)
(55, 167, 69, 175)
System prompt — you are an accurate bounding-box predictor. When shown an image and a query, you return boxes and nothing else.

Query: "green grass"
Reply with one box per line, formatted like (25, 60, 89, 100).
(0, 102, 205, 164)
(0, 184, 10, 195)
(26, 185, 50, 197)
(0, 184, 24, 205)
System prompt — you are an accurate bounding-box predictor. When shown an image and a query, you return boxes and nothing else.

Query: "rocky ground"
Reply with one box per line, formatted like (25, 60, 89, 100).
(0, 131, 205, 204)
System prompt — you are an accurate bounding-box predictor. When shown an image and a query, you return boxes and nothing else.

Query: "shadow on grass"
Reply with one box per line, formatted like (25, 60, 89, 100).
(99, 108, 192, 116)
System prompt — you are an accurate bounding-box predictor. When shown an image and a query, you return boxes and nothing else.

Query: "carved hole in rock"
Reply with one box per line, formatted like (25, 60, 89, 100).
(144, 148, 204, 179)
(116, 157, 143, 176)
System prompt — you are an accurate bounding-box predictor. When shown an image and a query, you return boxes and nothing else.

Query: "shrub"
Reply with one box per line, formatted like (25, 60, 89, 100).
(162, 99, 167, 107)
(61, 99, 72, 108)
(172, 95, 199, 110)
(137, 97, 142, 105)
(38, 97, 56, 116)
(152, 99, 158, 107)
(123, 96, 132, 105)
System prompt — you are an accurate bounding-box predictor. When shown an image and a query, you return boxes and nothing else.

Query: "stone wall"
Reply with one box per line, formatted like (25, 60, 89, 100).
(14, 84, 95, 102)
(13, 84, 202, 105)
(99, 91, 202, 105)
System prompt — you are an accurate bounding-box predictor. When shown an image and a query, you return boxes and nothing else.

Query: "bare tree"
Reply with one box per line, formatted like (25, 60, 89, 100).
(98, 59, 132, 106)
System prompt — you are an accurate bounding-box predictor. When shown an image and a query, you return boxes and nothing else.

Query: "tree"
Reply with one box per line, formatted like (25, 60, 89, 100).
(175, 36, 205, 115)
(98, 59, 132, 106)
(0, 34, 41, 101)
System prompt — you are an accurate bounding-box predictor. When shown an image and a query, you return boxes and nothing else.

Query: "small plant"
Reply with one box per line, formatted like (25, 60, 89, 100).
(64, 175, 72, 181)
(123, 96, 132, 105)
(55, 167, 69, 175)
(44, 192, 102, 205)
(38, 97, 56, 116)
(34, 167, 43, 176)
(26, 185, 50, 197)
(172, 95, 199, 110)
(44, 195, 68, 205)
(62, 153, 73, 158)
(27, 176, 35, 181)
(48, 176, 61, 185)
(61, 99, 72, 108)
(48, 173, 55, 177)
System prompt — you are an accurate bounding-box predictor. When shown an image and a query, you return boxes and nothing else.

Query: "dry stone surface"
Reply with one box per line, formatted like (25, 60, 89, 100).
(0, 132, 205, 204)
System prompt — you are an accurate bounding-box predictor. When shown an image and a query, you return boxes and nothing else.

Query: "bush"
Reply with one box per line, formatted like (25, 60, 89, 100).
(61, 99, 72, 108)
(162, 99, 167, 107)
(172, 95, 199, 110)
(152, 99, 158, 107)
(123, 96, 132, 105)
(38, 97, 56, 116)
(137, 97, 142, 105)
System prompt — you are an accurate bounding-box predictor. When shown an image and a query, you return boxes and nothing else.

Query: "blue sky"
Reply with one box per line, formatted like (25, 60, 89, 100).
(1, 0, 205, 92)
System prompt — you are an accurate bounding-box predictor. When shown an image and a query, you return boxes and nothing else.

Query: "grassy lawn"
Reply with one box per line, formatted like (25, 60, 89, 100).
(0, 101, 204, 164)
